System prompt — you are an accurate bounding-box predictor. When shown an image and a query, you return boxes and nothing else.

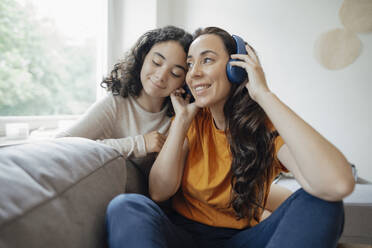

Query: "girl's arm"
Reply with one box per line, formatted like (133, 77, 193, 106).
(55, 94, 155, 158)
(55, 94, 115, 140)
(230, 46, 355, 201)
(149, 90, 199, 202)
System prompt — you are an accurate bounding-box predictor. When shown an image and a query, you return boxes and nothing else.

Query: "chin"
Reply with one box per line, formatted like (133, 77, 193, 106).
(143, 87, 162, 98)
(194, 98, 211, 108)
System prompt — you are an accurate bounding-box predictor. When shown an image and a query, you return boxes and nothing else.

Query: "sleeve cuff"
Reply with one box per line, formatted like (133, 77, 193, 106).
(134, 135, 147, 157)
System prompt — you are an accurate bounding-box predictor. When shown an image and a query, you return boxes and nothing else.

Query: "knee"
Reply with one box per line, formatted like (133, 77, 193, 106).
(296, 189, 344, 221)
(296, 189, 345, 238)
(106, 193, 154, 219)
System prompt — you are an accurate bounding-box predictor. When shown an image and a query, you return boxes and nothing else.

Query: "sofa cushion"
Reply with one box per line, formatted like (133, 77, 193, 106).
(0, 137, 126, 248)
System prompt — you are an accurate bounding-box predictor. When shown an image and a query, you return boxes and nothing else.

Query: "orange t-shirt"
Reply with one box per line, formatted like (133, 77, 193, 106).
(172, 109, 288, 229)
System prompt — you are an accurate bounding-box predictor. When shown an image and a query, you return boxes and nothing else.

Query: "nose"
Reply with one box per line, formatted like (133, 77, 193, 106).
(155, 67, 168, 82)
(188, 63, 202, 79)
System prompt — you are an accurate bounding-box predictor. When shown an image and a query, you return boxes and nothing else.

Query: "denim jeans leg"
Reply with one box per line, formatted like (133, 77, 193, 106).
(105, 193, 196, 248)
(225, 189, 344, 248)
(265, 189, 344, 248)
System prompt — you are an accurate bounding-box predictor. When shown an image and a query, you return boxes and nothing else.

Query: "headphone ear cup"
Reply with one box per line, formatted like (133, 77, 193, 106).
(226, 35, 248, 84)
(226, 59, 247, 84)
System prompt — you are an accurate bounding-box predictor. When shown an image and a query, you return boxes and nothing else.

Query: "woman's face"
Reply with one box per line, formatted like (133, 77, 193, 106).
(186, 34, 232, 109)
(140, 41, 187, 98)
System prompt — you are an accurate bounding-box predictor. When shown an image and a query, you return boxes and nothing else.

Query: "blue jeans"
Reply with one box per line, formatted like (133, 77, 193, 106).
(105, 189, 344, 248)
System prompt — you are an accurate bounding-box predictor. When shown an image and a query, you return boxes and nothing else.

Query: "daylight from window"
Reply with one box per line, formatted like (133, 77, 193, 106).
(0, 0, 100, 116)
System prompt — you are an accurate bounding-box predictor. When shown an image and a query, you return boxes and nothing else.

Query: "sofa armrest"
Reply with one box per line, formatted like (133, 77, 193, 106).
(0, 137, 126, 248)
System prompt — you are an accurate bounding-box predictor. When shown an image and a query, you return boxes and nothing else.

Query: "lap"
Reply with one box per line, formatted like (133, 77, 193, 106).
(106, 193, 197, 248)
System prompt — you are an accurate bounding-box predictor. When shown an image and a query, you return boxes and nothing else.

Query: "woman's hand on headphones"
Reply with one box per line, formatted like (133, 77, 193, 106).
(170, 87, 199, 123)
(229, 44, 271, 102)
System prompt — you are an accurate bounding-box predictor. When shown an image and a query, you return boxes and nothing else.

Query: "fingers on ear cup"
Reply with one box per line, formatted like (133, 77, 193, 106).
(226, 35, 248, 84)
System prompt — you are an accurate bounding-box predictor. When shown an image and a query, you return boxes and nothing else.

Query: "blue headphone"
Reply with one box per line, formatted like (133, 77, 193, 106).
(226, 35, 248, 84)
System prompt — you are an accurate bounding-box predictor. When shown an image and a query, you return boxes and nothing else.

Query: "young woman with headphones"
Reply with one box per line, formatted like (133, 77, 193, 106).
(106, 27, 355, 248)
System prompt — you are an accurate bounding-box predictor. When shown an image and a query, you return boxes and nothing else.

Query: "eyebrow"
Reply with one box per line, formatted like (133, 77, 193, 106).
(187, 50, 217, 59)
(154, 52, 186, 72)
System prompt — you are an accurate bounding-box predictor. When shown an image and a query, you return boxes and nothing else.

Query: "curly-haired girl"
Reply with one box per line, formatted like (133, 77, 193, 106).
(56, 26, 192, 159)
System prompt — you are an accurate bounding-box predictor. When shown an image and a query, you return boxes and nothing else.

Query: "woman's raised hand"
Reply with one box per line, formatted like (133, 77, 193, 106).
(229, 44, 271, 102)
(170, 87, 199, 123)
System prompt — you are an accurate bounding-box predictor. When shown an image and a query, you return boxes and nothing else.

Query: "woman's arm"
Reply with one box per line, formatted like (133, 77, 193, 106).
(230, 46, 355, 201)
(96, 135, 148, 158)
(55, 94, 153, 158)
(256, 92, 354, 201)
(149, 118, 189, 202)
(54, 94, 115, 140)
(149, 90, 199, 202)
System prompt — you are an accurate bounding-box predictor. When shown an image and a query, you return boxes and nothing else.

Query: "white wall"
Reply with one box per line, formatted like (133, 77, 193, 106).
(108, 0, 157, 69)
(158, 0, 372, 180)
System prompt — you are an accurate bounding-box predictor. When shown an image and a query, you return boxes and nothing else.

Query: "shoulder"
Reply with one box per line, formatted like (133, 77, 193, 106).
(88, 93, 132, 120)
(96, 92, 122, 106)
(109, 93, 129, 104)
(105, 93, 134, 111)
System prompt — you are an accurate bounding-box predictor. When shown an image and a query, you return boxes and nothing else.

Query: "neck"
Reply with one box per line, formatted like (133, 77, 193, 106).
(137, 91, 165, 113)
(209, 103, 226, 130)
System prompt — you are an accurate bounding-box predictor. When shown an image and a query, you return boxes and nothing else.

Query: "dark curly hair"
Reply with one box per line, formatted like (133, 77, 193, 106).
(100, 25, 192, 116)
(193, 27, 277, 225)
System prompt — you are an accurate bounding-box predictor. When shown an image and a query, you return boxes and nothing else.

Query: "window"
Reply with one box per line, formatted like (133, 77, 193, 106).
(0, 0, 105, 141)
(0, 0, 102, 116)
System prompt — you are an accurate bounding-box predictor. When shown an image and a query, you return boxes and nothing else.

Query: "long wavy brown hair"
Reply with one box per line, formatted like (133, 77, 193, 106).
(193, 27, 277, 224)
(100, 25, 192, 116)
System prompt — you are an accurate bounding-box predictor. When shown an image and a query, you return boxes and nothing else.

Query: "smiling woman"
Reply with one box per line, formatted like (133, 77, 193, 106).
(185, 34, 233, 113)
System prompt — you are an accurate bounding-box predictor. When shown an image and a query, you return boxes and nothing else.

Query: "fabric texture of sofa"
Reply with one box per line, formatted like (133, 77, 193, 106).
(0, 137, 128, 248)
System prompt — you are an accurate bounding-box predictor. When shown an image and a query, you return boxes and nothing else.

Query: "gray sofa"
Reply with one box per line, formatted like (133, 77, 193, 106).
(0, 137, 371, 247)
(0, 138, 129, 248)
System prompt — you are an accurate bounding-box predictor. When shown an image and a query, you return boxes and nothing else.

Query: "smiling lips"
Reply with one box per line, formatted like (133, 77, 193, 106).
(193, 84, 211, 96)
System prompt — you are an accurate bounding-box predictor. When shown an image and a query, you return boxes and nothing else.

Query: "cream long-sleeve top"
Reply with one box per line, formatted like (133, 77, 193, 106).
(55, 93, 171, 159)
